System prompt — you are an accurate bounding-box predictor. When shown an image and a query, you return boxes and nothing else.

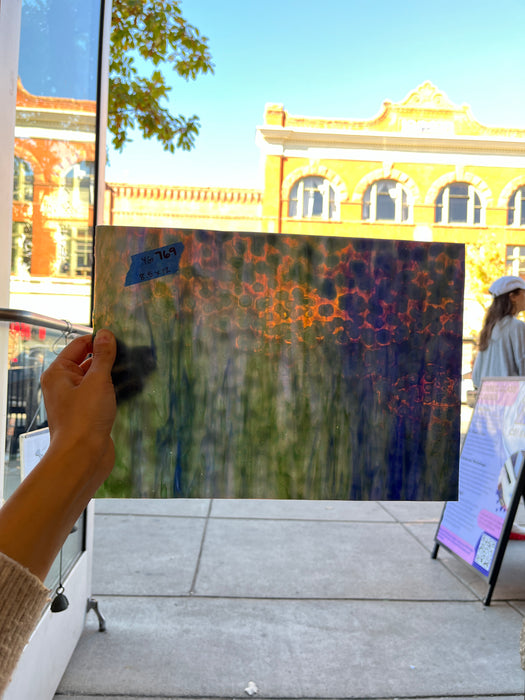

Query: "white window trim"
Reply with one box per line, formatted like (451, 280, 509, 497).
(56, 225, 92, 277)
(13, 156, 34, 202)
(364, 180, 412, 224)
(437, 184, 484, 226)
(507, 245, 525, 275)
(508, 188, 524, 228)
(289, 177, 339, 220)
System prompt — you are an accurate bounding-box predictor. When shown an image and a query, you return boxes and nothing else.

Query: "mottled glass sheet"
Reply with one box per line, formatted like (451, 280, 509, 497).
(94, 226, 464, 500)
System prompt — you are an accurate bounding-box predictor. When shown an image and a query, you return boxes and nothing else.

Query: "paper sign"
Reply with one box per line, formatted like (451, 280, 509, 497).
(19, 427, 50, 480)
(436, 379, 525, 576)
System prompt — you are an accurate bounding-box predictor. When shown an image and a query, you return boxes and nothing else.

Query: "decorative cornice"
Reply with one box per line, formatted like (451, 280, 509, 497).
(15, 77, 95, 113)
(106, 183, 263, 204)
(397, 81, 457, 111)
(257, 126, 525, 157)
(260, 81, 525, 143)
(16, 111, 96, 135)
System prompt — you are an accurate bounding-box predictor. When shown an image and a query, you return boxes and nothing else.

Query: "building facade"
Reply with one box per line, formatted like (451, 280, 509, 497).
(12, 79, 96, 322)
(257, 82, 525, 257)
(103, 82, 525, 273)
(10, 81, 525, 327)
(104, 183, 262, 232)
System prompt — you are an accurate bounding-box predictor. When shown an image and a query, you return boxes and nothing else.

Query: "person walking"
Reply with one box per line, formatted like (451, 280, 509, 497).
(472, 275, 525, 388)
(472, 275, 525, 540)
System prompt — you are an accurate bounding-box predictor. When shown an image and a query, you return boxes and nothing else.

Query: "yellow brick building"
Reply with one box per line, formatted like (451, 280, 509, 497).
(257, 81, 525, 256)
(104, 81, 525, 362)
(107, 82, 525, 277)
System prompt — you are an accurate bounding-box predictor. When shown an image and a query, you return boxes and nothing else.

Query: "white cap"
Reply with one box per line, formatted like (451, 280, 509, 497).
(489, 275, 525, 297)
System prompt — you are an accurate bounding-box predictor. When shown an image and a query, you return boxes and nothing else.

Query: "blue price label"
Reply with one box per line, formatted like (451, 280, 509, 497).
(125, 242, 184, 287)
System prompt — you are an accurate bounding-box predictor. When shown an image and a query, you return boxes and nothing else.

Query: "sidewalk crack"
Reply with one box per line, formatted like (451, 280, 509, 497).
(189, 498, 213, 594)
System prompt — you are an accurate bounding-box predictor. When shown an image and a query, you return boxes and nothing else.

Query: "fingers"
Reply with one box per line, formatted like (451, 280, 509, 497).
(51, 334, 93, 366)
(41, 330, 117, 453)
(88, 330, 117, 377)
(42, 331, 116, 395)
(41, 335, 91, 392)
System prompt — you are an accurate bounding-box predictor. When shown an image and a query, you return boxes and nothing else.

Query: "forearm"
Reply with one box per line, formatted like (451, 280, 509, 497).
(0, 441, 110, 581)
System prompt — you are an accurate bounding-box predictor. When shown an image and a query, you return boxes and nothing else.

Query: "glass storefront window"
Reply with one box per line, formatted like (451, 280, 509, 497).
(13, 156, 33, 202)
(2, 0, 107, 614)
(11, 222, 33, 275)
(57, 226, 93, 277)
(11, 0, 103, 326)
(2, 317, 89, 591)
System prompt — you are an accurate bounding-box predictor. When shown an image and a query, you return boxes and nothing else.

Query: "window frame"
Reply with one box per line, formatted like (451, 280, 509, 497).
(13, 156, 34, 203)
(11, 221, 33, 275)
(362, 179, 411, 223)
(288, 176, 338, 220)
(507, 186, 525, 227)
(435, 182, 483, 226)
(507, 245, 525, 275)
(63, 160, 95, 210)
(56, 224, 93, 277)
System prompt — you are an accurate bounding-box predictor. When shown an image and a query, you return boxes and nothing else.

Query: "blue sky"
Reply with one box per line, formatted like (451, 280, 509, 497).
(19, 1, 100, 100)
(106, 0, 525, 189)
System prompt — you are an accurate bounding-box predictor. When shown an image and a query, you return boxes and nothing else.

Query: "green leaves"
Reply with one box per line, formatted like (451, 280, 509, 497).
(465, 231, 509, 338)
(109, 0, 214, 152)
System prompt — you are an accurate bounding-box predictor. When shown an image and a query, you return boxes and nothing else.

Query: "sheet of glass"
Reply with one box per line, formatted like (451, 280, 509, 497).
(94, 226, 464, 500)
(436, 379, 525, 576)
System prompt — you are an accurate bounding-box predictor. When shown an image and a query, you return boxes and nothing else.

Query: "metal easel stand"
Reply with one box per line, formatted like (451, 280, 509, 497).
(432, 490, 525, 607)
(86, 598, 106, 632)
(482, 491, 525, 606)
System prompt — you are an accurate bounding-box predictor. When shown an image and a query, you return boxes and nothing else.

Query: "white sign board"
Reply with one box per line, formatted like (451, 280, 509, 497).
(19, 427, 50, 480)
(435, 378, 525, 587)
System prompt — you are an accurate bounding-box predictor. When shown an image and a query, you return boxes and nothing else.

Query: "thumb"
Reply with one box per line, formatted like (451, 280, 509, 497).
(90, 329, 117, 376)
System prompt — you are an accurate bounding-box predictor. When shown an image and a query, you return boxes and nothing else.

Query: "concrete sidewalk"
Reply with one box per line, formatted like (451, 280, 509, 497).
(53, 497, 525, 700)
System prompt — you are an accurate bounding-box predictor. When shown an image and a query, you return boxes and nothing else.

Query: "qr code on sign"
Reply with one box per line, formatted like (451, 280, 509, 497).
(474, 532, 497, 573)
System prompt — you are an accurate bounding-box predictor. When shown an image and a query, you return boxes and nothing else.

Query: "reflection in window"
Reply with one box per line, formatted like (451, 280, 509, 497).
(507, 245, 525, 276)
(507, 187, 525, 227)
(64, 161, 95, 210)
(57, 226, 92, 277)
(289, 176, 337, 219)
(362, 179, 409, 222)
(435, 183, 482, 224)
(13, 157, 34, 202)
(11, 222, 33, 275)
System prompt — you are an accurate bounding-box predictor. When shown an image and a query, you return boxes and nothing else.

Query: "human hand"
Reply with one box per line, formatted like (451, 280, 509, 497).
(40, 329, 117, 479)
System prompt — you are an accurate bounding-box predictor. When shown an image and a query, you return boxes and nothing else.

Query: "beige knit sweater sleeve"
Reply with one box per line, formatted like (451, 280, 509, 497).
(0, 552, 49, 696)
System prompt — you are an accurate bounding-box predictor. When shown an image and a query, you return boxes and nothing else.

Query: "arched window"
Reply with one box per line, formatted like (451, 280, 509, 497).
(11, 222, 32, 275)
(13, 157, 34, 202)
(288, 176, 337, 219)
(362, 179, 409, 222)
(507, 186, 525, 227)
(435, 183, 482, 225)
(507, 245, 525, 275)
(64, 160, 95, 208)
(56, 225, 92, 277)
